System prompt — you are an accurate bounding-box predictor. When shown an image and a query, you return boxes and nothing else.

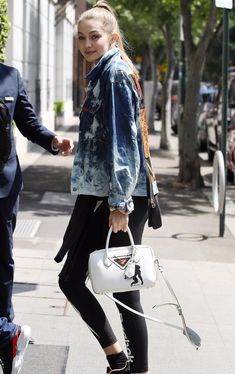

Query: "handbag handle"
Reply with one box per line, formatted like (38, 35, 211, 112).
(104, 226, 136, 267)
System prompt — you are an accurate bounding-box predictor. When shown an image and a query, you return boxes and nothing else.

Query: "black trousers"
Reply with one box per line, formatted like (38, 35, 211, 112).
(59, 195, 149, 373)
(0, 194, 19, 322)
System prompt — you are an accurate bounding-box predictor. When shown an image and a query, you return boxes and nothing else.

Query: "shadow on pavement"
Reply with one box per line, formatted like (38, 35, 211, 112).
(157, 173, 212, 217)
(21, 161, 213, 219)
(22, 165, 71, 193)
(13, 282, 38, 294)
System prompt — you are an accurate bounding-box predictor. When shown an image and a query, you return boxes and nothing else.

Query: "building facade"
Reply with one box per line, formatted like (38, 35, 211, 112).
(55, 0, 75, 122)
(73, 0, 88, 114)
(5, 0, 76, 157)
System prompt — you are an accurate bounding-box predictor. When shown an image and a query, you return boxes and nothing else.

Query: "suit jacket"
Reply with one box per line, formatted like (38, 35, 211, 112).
(0, 63, 57, 198)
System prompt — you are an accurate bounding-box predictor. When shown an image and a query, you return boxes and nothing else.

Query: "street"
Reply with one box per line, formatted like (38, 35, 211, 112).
(6, 122, 235, 374)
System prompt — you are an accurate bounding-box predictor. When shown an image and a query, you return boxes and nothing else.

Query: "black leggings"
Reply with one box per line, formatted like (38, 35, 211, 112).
(59, 196, 149, 373)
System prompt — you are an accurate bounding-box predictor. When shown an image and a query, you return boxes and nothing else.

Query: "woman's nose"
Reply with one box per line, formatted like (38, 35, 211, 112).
(84, 38, 92, 47)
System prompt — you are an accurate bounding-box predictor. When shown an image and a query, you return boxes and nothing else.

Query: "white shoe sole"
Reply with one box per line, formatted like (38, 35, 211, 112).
(11, 325, 31, 374)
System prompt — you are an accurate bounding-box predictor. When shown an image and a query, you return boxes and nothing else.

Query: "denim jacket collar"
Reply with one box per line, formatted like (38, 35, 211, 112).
(86, 48, 120, 82)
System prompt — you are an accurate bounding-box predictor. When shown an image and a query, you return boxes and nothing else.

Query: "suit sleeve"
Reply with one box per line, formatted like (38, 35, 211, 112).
(103, 71, 140, 213)
(13, 70, 57, 154)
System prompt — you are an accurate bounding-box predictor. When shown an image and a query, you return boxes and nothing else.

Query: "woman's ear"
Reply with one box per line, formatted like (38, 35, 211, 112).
(111, 33, 119, 46)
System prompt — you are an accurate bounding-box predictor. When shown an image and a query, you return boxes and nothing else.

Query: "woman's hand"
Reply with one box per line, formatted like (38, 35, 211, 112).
(109, 210, 129, 233)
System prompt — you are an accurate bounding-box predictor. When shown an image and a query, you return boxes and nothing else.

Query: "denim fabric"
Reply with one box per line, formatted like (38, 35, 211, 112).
(71, 48, 147, 212)
(0, 194, 19, 322)
(0, 318, 17, 347)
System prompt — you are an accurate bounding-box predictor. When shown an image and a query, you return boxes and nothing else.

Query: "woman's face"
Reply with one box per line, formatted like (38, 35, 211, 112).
(78, 19, 114, 63)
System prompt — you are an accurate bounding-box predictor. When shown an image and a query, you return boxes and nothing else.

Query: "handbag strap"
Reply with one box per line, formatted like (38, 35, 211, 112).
(105, 226, 135, 249)
(131, 75, 151, 160)
(131, 75, 155, 180)
(104, 227, 137, 268)
(105, 259, 201, 349)
(131, 75, 157, 208)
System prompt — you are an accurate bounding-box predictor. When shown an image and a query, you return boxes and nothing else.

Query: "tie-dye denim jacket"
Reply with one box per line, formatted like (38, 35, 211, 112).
(71, 48, 148, 213)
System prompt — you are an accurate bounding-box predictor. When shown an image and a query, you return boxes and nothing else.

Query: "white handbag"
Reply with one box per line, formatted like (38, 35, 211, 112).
(88, 226, 202, 349)
(88, 226, 156, 294)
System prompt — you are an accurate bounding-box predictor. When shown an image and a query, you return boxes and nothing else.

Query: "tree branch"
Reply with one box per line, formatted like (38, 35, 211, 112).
(197, 1, 218, 60)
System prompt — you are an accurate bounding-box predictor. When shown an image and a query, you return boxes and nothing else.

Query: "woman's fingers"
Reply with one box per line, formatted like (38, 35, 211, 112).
(109, 210, 129, 232)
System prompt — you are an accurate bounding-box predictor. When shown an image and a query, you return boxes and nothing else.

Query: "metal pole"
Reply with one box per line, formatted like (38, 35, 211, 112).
(220, 8, 229, 237)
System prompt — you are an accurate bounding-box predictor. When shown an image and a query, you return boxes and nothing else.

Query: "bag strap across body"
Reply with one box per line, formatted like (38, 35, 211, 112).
(131, 75, 157, 202)
(105, 260, 201, 349)
(131, 75, 162, 230)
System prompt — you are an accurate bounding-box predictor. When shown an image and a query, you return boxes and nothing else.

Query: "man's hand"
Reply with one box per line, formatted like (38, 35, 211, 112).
(52, 136, 74, 156)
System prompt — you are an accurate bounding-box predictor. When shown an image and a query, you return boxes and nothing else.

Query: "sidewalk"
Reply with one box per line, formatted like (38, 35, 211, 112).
(10, 122, 235, 374)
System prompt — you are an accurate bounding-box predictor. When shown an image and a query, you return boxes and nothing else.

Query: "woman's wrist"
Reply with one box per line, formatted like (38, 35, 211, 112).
(109, 209, 129, 233)
(109, 208, 129, 216)
(109, 198, 134, 214)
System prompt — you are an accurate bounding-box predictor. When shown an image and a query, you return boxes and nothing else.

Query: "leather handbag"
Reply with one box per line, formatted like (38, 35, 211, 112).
(88, 226, 156, 294)
(145, 156, 162, 229)
(88, 227, 201, 349)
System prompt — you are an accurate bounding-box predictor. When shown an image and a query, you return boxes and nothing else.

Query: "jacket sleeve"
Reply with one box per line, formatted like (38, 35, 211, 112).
(13, 69, 57, 154)
(103, 71, 140, 213)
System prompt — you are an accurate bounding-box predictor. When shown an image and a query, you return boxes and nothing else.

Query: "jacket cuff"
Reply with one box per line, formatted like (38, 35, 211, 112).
(51, 139, 59, 154)
(108, 196, 134, 214)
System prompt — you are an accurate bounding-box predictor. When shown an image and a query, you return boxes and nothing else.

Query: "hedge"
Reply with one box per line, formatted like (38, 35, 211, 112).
(0, 0, 10, 63)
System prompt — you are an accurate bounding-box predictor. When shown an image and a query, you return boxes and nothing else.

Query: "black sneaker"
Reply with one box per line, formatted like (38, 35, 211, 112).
(0, 325, 31, 374)
(106, 361, 130, 373)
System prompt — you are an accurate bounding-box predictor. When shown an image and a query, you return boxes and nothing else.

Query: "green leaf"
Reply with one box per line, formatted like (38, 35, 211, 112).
(0, 0, 11, 63)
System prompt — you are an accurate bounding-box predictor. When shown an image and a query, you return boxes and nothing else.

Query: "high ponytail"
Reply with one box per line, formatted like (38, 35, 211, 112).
(78, 1, 139, 78)
(93, 1, 116, 17)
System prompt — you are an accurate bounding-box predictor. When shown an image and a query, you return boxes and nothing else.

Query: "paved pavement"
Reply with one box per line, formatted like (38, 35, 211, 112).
(7, 120, 235, 374)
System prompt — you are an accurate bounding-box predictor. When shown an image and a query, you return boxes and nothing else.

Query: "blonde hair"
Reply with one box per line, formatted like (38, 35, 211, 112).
(78, 0, 139, 77)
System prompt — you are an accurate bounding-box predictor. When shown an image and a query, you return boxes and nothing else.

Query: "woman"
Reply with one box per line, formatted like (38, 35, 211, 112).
(56, 1, 157, 373)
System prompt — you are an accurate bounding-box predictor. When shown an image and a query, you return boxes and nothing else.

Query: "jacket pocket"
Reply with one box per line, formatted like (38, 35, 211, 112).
(79, 98, 106, 142)
(82, 97, 102, 114)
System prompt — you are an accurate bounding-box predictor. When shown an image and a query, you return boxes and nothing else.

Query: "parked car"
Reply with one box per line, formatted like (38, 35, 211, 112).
(203, 103, 222, 162)
(171, 81, 217, 140)
(155, 80, 179, 126)
(171, 80, 179, 134)
(155, 81, 163, 120)
(201, 72, 235, 183)
(227, 116, 235, 183)
(197, 83, 218, 152)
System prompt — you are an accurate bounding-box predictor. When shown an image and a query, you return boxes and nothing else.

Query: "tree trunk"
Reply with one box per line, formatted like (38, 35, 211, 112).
(148, 43, 157, 133)
(148, 59, 158, 134)
(178, 57, 204, 187)
(141, 47, 150, 81)
(160, 24, 175, 150)
(178, 0, 218, 188)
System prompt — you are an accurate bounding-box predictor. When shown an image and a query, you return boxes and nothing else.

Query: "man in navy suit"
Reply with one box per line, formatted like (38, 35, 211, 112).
(0, 62, 74, 374)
